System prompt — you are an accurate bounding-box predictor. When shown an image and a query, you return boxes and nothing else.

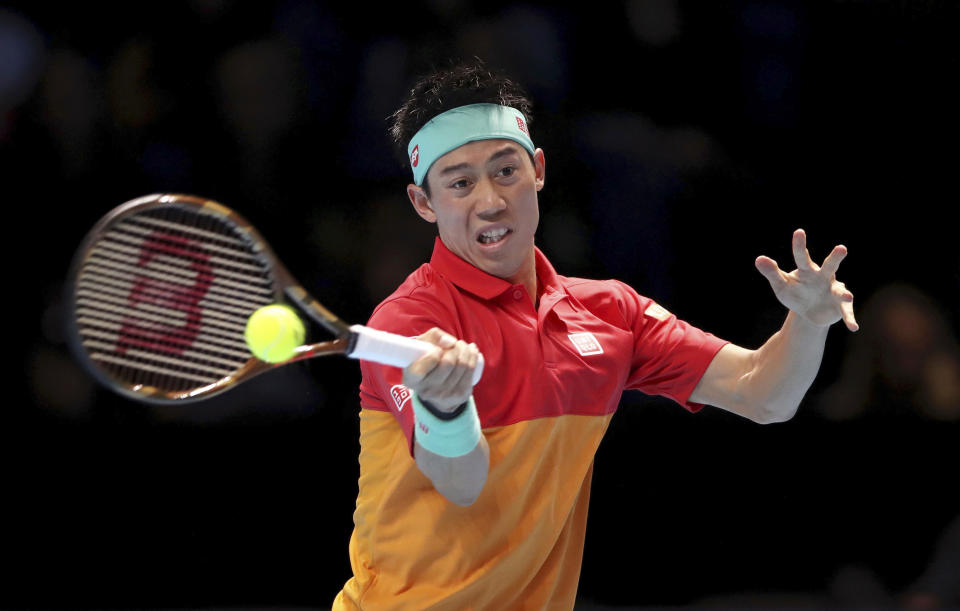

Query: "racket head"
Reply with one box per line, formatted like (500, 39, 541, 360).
(66, 193, 297, 404)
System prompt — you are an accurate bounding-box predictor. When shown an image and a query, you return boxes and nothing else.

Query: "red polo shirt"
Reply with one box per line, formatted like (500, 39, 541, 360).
(335, 238, 727, 610)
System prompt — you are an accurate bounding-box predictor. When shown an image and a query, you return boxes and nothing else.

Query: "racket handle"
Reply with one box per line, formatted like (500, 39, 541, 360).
(347, 325, 484, 386)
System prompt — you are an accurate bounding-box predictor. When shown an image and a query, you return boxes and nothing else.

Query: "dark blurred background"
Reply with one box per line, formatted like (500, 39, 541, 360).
(4, 0, 959, 609)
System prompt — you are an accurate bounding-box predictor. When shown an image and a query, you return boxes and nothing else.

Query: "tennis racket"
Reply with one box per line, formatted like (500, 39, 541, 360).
(66, 193, 484, 404)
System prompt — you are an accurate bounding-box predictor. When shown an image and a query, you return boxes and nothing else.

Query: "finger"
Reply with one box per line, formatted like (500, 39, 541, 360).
(418, 341, 476, 405)
(403, 346, 443, 387)
(792, 229, 817, 271)
(840, 298, 859, 332)
(448, 339, 476, 376)
(755, 256, 788, 289)
(832, 282, 854, 302)
(452, 343, 480, 391)
(417, 327, 457, 349)
(444, 355, 477, 398)
(425, 342, 462, 388)
(445, 341, 480, 392)
(820, 244, 848, 277)
(424, 339, 473, 391)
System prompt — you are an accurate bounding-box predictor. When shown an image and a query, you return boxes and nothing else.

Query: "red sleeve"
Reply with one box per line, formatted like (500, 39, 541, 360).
(611, 281, 728, 412)
(358, 295, 456, 456)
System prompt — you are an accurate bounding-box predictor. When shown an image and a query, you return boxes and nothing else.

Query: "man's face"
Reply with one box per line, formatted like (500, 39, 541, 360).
(408, 139, 545, 283)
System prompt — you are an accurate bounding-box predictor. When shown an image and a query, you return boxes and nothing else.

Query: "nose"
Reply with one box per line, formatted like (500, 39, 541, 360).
(474, 177, 506, 219)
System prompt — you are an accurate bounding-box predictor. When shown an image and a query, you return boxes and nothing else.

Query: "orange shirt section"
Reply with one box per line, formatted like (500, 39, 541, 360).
(334, 409, 613, 610)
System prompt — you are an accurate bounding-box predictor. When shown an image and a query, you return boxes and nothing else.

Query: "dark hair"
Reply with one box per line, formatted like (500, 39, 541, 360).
(389, 59, 534, 195)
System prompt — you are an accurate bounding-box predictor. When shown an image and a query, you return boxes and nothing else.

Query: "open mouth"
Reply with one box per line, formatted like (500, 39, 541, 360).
(478, 227, 510, 245)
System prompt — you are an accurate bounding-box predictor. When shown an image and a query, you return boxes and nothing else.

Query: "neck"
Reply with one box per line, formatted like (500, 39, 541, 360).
(506, 249, 538, 307)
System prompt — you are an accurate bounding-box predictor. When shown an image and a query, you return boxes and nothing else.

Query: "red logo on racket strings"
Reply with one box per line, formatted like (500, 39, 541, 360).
(410, 144, 420, 168)
(515, 116, 528, 136)
(117, 231, 214, 355)
(390, 384, 412, 412)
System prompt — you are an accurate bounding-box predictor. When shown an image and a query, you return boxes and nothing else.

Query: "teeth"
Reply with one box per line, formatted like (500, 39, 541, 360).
(479, 228, 508, 244)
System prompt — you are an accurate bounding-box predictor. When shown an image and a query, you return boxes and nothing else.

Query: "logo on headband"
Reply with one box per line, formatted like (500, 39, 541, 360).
(516, 116, 528, 136)
(410, 144, 420, 167)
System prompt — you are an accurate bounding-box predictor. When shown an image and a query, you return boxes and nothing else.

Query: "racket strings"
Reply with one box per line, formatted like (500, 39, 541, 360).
(75, 205, 275, 394)
(78, 259, 267, 318)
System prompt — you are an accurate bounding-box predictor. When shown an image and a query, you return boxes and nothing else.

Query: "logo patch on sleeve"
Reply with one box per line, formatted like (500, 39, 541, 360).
(568, 332, 604, 356)
(390, 384, 412, 412)
(644, 303, 671, 321)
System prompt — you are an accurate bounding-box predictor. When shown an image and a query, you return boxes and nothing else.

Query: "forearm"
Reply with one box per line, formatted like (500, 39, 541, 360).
(415, 435, 490, 506)
(739, 310, 829, 422)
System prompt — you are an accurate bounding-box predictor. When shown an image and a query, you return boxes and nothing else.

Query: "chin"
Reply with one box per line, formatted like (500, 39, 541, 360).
(478, 257, 525, 281)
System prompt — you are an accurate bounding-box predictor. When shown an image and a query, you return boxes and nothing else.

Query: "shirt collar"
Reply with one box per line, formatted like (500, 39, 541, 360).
(429, 237, 564, 300)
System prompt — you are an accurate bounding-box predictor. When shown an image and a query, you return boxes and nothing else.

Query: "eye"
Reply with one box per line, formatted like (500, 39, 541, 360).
(497, 165, 516, 178)
(450, 178, 470, 189)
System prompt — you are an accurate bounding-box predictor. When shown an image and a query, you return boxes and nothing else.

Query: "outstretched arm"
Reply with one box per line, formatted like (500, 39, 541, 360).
(689, 229, 858, 423)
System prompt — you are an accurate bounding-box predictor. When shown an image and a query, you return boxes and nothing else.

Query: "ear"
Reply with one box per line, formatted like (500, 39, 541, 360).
(407, 184, 436, 223)
(533, 148, 546, 191)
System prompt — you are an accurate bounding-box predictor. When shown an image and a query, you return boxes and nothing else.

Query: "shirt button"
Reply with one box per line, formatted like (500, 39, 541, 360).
(513, 289, 524, 300)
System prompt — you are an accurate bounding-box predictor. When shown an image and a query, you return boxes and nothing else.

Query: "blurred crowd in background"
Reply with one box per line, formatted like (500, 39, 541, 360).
(3, 0, 958, 608)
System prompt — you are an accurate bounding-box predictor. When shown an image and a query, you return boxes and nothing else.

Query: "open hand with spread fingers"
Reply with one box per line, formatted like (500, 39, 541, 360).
(755, 229, 859, 332)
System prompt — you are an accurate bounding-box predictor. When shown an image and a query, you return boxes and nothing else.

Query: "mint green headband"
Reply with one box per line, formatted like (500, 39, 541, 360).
(407, 103, 535, 186)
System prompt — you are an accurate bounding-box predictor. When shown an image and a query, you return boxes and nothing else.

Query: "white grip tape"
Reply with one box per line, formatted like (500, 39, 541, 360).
(347, 325, 484, 386)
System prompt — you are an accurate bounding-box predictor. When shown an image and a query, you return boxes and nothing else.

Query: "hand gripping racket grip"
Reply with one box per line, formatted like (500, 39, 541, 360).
(347, 325, 485, 386)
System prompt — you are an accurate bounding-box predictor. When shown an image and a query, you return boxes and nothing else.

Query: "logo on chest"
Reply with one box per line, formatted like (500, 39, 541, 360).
(567, 332, 604, 356)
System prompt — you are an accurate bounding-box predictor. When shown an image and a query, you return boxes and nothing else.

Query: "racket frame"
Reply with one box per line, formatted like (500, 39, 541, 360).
(66, 193, 354, 404)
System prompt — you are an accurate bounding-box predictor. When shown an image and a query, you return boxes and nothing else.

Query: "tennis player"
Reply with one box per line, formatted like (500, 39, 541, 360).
(333, 61, 857, 610)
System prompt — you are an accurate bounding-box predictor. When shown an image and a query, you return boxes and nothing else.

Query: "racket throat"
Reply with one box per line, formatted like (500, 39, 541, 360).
(284, 286, 352, 337)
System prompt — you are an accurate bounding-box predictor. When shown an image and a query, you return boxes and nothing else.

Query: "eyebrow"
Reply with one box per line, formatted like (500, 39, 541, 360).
(437, 145, 521, 176)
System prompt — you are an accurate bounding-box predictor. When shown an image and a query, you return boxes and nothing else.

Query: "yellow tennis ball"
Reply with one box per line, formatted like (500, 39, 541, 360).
(244, 305, 305, 363)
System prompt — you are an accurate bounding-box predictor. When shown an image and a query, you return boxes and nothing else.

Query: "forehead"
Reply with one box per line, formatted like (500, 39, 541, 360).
(429, 138, 527, 173)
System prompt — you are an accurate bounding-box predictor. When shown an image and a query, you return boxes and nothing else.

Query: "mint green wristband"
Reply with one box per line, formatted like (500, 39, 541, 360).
(411, 392, 481, 458)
